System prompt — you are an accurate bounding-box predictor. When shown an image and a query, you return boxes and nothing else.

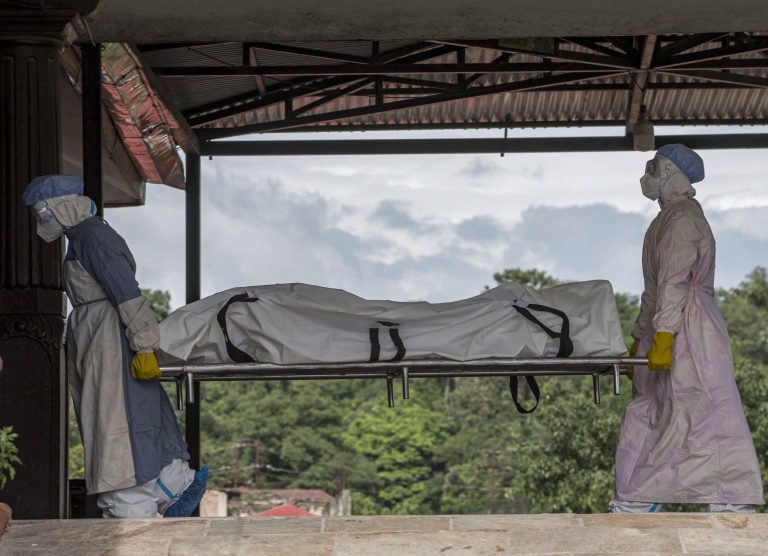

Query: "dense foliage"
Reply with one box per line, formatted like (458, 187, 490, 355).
(66, 268, 768, 514)
(0, 426, 21, 491)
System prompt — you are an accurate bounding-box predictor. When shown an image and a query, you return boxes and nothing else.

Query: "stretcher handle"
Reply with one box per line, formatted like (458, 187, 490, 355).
(508, 375, 540, 414)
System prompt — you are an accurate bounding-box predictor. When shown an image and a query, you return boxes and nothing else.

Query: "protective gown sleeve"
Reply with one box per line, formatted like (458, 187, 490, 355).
(79, 240, 160, 354)
(652, 212, 700, 335)
(631, 225, 657, 341)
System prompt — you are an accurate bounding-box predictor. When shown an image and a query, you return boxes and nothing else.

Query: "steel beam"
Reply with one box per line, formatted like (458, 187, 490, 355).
(435, 39, 637, 69)
(184, 44, 460, 126)
(656, 33, 730, 58)
(196, 70, 624, 139)
(314, 81, 759, 98)
(244, 45, 267, 96)
(665, 59, 768, 70)
(81, 43, 103, 215)
(260, 119, 768, 133)
(136, 42, 210, 53)
(293, 78, 375, 116)
(626, 35, 657, 131)
(245, 41, 369, 64)
(657, 69, 768, 89)
(382, 75, 465, 91)
(561, 37, 627, 58)
(199, 134, 768, 156)
(154, 62, 623, 77)
(656, 37, 768, 68)
(184, 153, 201, 490)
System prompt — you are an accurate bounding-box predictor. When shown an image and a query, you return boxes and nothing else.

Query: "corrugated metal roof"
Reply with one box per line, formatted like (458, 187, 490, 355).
(141, 36, 768, 135)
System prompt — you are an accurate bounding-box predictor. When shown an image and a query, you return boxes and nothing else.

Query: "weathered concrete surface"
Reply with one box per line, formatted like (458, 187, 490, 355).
(89, 0, 768, 42)
(1, 513, 768, 555)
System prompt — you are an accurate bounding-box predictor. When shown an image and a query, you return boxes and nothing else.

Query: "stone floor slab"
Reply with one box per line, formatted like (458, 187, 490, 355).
(331, 531, 509, 556)
(203, 516, 322, 536)
(452, 514, 585, 531)
(709, 513, 768, 530)
(583, 514, 712, 530)
(324, 515, 452, 533)
(3, 513, 768, 555)
(677, 528, 768, 554)
(169, 533, 335, 556)
(504, 526, 683, 554)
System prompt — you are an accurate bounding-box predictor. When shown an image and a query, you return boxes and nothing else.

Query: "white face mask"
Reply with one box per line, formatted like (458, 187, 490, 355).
(640, 157, 663, 201)
(33, 202, 65, 242)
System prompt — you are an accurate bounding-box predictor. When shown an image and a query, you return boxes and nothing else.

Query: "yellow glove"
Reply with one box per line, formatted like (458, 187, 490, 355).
(626, 341, 638, 380)
(646, 332, 674, 371)
(130, 352, 161, 380)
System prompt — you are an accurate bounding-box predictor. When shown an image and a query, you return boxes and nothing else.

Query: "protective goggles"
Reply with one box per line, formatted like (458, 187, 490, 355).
(644, 157, 663, 177)
(34, 202, 56, 224)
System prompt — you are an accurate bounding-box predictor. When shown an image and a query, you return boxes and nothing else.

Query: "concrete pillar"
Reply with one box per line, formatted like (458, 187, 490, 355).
(0, 10, 83, 519)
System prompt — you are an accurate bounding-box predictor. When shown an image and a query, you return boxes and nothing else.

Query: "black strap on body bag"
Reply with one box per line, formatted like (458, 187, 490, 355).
(216, 293, 260, 363)
(508, 301, 574, 413)
(369, 321, 406, 362)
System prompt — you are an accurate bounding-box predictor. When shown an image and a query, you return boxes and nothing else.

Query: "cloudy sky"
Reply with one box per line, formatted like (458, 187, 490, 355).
(107, 127, 768, 311)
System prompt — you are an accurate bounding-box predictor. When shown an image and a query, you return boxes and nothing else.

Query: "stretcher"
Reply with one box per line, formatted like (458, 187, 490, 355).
(161, 357, 647, 413)
(157, 279, 637, 412)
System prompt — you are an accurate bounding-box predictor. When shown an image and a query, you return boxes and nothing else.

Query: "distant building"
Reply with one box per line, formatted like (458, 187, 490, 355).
(256, 503, 313, 517)
(224, 488, 351, 517)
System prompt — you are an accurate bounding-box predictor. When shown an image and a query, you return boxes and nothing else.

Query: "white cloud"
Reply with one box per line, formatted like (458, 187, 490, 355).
(106, 132, 768, 309)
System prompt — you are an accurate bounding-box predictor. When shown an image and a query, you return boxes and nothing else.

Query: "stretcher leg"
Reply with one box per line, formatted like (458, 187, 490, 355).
(593, 373, 601, 404)
(402, 366, 410, 399)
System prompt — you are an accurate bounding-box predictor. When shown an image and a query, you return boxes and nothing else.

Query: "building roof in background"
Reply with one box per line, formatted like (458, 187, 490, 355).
(256, 503, 315, 517)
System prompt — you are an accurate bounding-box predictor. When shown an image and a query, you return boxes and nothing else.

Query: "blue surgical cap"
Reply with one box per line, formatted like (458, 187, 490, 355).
(22, 175, 84, 206)
(655, 144, 705, 184)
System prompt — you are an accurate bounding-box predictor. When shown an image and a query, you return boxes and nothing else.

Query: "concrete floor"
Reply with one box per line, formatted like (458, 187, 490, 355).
(1, 513, 767, 555)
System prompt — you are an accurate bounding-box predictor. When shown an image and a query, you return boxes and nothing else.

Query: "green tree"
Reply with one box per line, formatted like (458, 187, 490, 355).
(503, 377, 630, 513)
(718, 267, 768, 504)
(440, 268, 638, 514)
(492, 268, 560, 289)
(344, 402, 447, 514)
(141, 288, 172, 320)
(0, 426, 21, 491)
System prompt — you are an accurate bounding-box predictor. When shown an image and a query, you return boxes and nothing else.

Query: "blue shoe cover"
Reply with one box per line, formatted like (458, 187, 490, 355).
(163, 466, 209, 517)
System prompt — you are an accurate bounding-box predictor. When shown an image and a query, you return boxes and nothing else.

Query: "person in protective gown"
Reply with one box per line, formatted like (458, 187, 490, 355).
(610, 144, 764, 513)
(22, 175, 208, 518)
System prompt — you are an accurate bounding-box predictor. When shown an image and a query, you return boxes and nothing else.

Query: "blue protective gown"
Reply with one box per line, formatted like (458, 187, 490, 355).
(64, 216, 188, 494)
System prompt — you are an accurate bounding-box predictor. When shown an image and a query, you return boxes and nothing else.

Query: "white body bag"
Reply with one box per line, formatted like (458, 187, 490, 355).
(157, 280, 626, 366)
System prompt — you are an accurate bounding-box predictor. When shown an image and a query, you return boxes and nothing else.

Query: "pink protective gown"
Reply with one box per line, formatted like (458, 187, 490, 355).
(615, 195, 764, 505)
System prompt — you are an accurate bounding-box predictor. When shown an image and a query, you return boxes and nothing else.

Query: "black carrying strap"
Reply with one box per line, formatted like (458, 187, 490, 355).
(509, 375, 541, 414)
(369, 321, 406, 362)
(369, 327, 380, 362)
(216, 293, 260, 363)
(509, 301, 574, 413)
(511, 301, 574, 358)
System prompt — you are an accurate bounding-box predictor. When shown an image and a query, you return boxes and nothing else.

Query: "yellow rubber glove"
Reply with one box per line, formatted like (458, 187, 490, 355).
(130, 352, 161, 380)
(646, 332, 674, 371)
(626, 341, 638, 380)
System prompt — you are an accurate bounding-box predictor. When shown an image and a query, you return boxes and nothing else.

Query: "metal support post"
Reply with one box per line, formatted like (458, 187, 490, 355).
(184, 153, 202, 483)
(81, 43, 103, 216)
(175, 375, 183, 410)
(613, 364, 622, 395)
(593, 373, 601, 404)
(386, 376, 395, 407)
(402, 366, 410, 399)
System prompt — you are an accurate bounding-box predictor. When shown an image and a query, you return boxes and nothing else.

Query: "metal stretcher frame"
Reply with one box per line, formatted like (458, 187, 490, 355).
(161, 357, 648, 409)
